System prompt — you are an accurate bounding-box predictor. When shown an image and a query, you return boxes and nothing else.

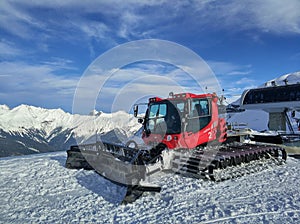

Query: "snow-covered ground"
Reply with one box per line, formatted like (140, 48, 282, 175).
(0, 152, 299, 223)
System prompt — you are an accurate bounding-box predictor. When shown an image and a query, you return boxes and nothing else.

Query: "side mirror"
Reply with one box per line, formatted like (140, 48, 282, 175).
(138, 118, 144, 124)
(133, 105, 138, 117)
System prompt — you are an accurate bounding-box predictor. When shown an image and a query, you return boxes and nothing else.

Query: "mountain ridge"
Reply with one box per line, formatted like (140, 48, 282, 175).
(0, 105, 141, 157)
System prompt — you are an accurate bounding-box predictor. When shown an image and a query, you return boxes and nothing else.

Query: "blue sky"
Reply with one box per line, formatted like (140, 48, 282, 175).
(1, 0, 300, 114)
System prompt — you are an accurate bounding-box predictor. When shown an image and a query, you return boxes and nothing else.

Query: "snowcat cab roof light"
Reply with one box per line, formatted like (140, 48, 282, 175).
(149, 97, 156, 102)
(170, 93, 186, 99)
(177, 93, 186, 98)
(149, 97, 162, 103)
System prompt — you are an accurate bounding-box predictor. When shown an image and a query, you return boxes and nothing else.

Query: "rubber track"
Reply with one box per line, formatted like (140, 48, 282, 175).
(171, 143, 287, 181)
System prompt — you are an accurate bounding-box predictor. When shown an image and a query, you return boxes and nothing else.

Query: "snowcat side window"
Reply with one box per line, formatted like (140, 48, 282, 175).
(190, 99, 210, 118)
(187, 99, 211, 133)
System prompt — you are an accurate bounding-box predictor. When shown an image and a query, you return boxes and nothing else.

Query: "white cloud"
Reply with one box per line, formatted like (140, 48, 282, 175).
(98, 75, 186, 113)
(0, 1, 46, 39)
(42, 57, 77, 70)
(1, 0, 298, 112)
(74, 21, 110, 41)
(235, 77, 256, 86)
(2, 0, 299, 49)
(207, 0, 300, 34)
(118, 11, 142, 39)
(0, 39, 22, 57)
(207, 61, 252, 76)
(0, 61, 79, 110)
(223, 77, 258, 103)
(254, 0, 300, 34)
(73, 58, 224, 113)
(204, 61, 253, 101)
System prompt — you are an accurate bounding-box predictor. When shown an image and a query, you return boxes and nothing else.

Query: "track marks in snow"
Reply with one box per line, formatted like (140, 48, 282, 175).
(201, 209, 300, 223)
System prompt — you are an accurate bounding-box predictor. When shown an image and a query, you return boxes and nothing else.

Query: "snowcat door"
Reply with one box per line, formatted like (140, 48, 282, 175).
(184, 98, 212, 147)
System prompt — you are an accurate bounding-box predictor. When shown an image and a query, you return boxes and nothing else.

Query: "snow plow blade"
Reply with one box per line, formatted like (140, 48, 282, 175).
(66, 141, 147, 185)
(65, 141, 161, 203)
(65, 145, 94, 170)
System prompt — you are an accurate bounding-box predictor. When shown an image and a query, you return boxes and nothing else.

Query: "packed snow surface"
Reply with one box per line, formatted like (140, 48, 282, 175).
(0, 152, 299, 223)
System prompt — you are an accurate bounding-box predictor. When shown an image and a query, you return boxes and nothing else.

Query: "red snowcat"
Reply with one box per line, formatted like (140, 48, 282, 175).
(66, 92, 287, 203)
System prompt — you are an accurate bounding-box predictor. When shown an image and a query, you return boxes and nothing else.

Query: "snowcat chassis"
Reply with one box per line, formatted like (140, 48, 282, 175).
(65, 141, 287, 203)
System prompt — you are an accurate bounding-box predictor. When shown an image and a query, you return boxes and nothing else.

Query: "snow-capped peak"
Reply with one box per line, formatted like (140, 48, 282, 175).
(0, 105, 10, 115)
(89, 109, 102, 116)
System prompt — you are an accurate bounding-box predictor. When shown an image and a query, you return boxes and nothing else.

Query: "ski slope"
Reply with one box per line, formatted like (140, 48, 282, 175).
(0, 152, 299, 223)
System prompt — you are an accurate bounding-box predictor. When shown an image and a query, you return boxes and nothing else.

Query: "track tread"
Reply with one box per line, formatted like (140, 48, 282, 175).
(170, 143, 287, 181)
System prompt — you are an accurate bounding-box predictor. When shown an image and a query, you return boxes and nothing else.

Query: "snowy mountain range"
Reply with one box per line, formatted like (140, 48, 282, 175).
(0, 105, 141, 157)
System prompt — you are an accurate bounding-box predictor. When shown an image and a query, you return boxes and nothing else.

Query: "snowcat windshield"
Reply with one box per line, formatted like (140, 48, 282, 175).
(145, 100, 184, 135)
